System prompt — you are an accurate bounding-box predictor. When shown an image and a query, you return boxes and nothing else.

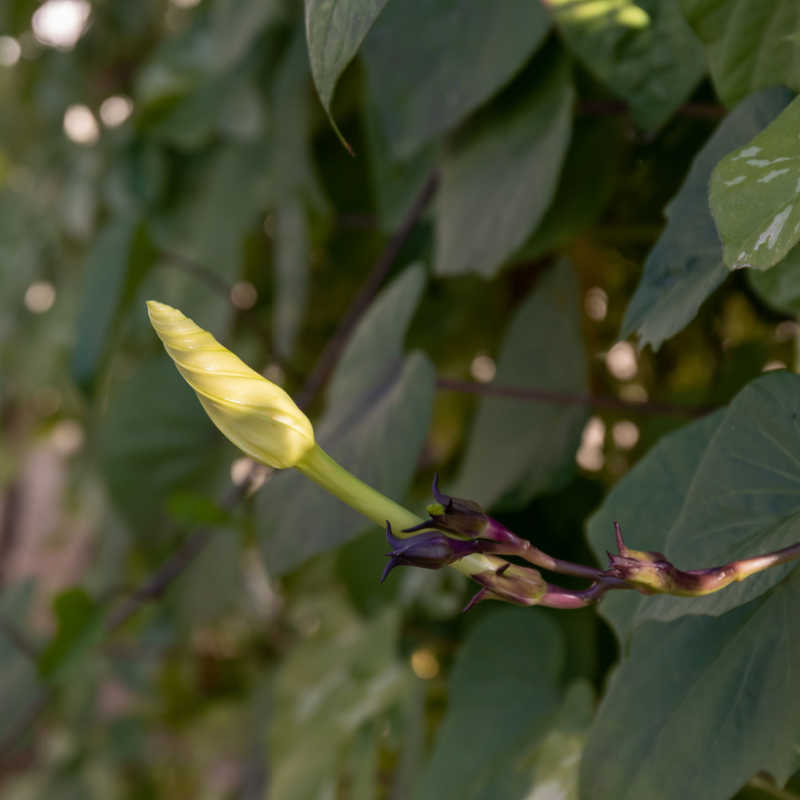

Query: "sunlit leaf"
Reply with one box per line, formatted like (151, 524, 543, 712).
(548, 0, 705, 128)
(711, 95, 800, 270)
(623, 87, 792, 349)
(680, 0, 800, 107)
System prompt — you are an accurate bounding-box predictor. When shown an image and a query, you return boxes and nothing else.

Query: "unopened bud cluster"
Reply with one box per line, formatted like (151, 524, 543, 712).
(382, 479, 800, 611)
(148, 301, 800, 613)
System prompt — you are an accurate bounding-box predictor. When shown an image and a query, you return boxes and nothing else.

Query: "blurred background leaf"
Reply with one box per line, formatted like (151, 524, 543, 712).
(100, 358, 227, 532)
(362, 0, 551, 159)
(435, 49, 573, 278)
(549, 0, 705, 129)
(258, 265, 436, 574)
(2, 0, 800, 797)
(622, 87, 792, 350)
(451, 258, 588, 509)
(304, 0, 388, 143)
(680, 0, 800, 106)
(414, 607, 591, 800)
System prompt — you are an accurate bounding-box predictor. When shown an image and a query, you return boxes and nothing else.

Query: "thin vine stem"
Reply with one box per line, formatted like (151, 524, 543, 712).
(436, 376, 714, 417)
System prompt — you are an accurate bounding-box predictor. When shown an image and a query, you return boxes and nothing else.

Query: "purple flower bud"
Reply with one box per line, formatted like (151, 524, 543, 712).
(380, 522, 489, 582)
(606, 522, 682, 594)
(467, 562, 548, 608)
(606, 522, 744, 597)
(403, 476, 525, 553)
(403, 475, 491, 539)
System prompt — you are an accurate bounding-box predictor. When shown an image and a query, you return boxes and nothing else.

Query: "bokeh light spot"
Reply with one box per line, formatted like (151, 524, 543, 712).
(230, 457, 269, 493)
(63, 104, 99, 144)
(612, 420, 639, 450)
(585, 287, 608, 321)
(230, 280, 258, 310)
(0, 36, 21, 66)
(24, 281, 56, 313)
(50, 419, 84, 456)
(411, 648, 440, 680)
(99, 95, 133, 127)
(605, 341, 637, 380)
(32, 0, 91, 50)
(470, 354, 496, 383)
(576, 416, 605, 471)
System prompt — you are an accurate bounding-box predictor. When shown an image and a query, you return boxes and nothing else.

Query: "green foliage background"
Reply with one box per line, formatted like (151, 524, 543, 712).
(2, 0, 800, 797)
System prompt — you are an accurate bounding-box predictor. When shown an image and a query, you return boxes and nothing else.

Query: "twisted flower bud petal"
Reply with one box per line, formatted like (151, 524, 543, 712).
(146, 301, 315, 469)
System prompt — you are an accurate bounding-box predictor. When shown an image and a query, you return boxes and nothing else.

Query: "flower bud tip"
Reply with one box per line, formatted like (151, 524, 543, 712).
(146, 300, 315, 470)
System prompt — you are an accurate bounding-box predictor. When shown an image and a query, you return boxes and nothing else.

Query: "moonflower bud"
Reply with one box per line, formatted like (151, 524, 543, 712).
(146, 301, 315, 469)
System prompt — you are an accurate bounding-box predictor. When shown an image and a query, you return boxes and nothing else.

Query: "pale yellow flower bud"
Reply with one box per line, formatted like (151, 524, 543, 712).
(146, 301, 315, 469)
